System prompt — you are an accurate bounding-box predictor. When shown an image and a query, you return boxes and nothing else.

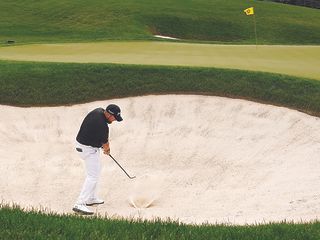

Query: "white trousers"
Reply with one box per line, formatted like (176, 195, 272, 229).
(75, 141, 101, 205)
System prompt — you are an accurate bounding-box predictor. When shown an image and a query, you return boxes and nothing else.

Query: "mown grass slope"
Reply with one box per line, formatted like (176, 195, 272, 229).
(1, 0, 320, 45)
(1, 43, 319, 80)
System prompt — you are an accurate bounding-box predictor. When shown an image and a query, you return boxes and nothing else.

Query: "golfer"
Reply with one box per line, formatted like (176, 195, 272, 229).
(72, 104, 123, 215)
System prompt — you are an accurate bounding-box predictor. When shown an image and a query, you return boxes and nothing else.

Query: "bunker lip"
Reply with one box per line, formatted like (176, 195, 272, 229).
(0, 95, 319, 225)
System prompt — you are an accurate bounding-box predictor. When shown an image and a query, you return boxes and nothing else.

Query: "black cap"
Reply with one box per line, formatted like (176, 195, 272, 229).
(106, 104, 123, 122)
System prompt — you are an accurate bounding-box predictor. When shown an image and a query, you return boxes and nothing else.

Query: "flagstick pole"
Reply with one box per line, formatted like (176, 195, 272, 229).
(253, 14, 258, 49)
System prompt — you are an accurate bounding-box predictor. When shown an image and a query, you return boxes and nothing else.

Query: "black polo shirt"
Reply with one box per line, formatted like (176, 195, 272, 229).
(76, 108, 109, 148)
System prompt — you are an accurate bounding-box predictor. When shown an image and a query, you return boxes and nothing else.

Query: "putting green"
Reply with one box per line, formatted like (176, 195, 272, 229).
(0, 42, 319, 80)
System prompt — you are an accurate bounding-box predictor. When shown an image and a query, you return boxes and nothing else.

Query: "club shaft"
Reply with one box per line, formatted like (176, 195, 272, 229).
(109, 154, 136, 179)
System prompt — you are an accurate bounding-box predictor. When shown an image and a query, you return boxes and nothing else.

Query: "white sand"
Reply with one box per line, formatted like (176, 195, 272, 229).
(154, 35, 180, 40)
(0, 95, 320, 225)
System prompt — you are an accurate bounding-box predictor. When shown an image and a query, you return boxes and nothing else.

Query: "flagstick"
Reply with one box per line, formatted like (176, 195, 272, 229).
(253, 14, 258, 49)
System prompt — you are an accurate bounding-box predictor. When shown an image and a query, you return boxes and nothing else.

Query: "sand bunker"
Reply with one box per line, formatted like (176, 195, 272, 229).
(0, 95, 320, 225)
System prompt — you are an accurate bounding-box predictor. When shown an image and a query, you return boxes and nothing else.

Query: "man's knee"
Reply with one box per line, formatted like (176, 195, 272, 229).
(86, 174, 99, 182)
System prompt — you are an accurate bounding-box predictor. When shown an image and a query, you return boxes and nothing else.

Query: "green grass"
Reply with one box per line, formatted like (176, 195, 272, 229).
(0, 60, 319, 117)
(1, 43, 319, 80)
(1, 204, 320, 240)
(0, 0, 320, 45)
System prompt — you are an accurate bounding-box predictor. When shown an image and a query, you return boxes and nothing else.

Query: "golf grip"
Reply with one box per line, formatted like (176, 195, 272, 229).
(108, 154, 136, 179)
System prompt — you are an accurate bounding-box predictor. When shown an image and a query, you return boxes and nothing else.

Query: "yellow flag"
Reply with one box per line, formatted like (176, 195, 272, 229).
(244, 7, 254, 16)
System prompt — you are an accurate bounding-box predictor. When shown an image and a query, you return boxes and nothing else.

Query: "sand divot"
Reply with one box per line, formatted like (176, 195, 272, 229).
(129, 173, 164, 209)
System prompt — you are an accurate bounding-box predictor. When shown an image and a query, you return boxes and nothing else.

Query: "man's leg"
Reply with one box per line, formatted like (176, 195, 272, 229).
(73, 146, 101, 215)
(77, 148, 101, 205)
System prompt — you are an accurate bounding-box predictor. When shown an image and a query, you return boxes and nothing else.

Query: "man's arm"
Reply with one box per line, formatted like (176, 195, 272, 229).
(102, 142, 110, 155)
(101, 125, 110, 155)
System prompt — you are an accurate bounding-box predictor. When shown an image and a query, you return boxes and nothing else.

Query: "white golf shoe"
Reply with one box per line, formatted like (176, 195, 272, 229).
(86, 198, 104, 206)
(72, 204, 94, 215)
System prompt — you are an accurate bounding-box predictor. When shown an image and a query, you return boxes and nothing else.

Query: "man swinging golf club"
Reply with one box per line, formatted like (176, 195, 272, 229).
(73, 104, 123, 215)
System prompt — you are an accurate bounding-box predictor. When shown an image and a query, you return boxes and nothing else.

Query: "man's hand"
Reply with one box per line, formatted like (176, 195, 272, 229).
(102, 142, 110, 155)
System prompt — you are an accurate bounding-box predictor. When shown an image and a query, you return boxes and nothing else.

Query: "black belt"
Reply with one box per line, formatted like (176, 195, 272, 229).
(76, 148, 83, 152)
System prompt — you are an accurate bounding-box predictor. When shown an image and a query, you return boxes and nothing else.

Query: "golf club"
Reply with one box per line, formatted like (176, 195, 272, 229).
(109, 154, 136, 179)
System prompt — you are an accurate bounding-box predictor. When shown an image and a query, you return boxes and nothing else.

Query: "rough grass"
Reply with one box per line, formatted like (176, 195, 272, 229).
(1, 204, 320, 240)
(0, 61, 319, 117)
(0, 0, 320, 45)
